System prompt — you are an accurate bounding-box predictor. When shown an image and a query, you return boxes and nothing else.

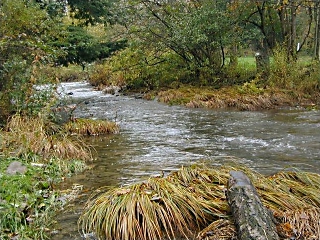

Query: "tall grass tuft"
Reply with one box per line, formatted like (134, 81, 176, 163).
(79, 166, 233, 240)
(64, 118, 120, 135)
(1, 114, 92, 161)
(80, 165, 320, 240)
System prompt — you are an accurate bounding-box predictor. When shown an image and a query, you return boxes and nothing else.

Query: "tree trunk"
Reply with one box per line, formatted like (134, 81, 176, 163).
(314, 3, 320, 61)
(229, 44, 238, 68)
(253, 39, 270, 79)
(289, 3, 297, 60)
(227, 171, 279, 240)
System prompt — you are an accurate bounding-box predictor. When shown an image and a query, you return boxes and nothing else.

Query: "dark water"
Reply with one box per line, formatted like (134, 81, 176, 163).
(51, 82, 320, 239)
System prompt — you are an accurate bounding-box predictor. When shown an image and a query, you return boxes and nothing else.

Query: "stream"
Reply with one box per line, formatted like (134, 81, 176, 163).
(51, 81, 320, 239)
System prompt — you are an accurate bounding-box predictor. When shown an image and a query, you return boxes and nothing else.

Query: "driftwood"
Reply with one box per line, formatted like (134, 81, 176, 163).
(227, 171, 279, 240)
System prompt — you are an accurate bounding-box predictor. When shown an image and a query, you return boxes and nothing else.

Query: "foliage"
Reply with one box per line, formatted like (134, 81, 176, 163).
(52, 25, 126, 69)
(102, 0, 320, 91)
(268, 47, 320, 98)
(223, 56, 257, 86)
(121, 0, 239, 85)
(88, 63, 120, 88)
(0, 0, 62, 122)
(68, 0, 119, 26)
(89, 44, 192, 91)
(35, 0, 68, 18)
(44, 65, 89, 83)
(80, 165, 320, 240)
(237, 80, 264, 95)
(0, 155, 86, 240)
(0, 0, 126, 123)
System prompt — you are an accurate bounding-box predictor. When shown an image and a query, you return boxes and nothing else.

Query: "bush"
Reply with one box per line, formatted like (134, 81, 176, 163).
(89, 45, 193, 91)
(89, 63, 125, 88)
(0, 0, 61, 122)
(267, 47, 320, 100)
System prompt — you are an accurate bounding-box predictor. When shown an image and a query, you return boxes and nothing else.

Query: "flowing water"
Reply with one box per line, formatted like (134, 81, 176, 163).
(51, 81, 320, 239)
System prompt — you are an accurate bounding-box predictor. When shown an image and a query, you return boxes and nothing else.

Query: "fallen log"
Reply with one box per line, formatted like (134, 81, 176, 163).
(227, 170, 279, 240)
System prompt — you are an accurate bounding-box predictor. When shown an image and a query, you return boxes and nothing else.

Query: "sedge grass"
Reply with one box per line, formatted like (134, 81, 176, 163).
(64, 118, 120, 136)
(80, 165, 320, 240)
(1, 114, 92, 161)
(157, 86, 295, 111)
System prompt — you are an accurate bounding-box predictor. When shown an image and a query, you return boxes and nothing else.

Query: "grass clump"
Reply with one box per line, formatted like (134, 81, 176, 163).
(1, 114, 92, 161)
(80, 166, 230, 240)
(0, 114, 90, 239)
(64, 118, 120, 135)
(80, 165, 320, 240)
(157, 86, 293, 111)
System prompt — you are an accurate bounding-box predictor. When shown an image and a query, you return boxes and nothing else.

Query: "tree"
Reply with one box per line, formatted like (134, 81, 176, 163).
(236, 0, 313, 76)
(51, 25, 126, 69)
(0, 0, 60, 122)
(312, 1, 320, 60)
(121, 0, 238, 84)
(68, 0, 119, 25)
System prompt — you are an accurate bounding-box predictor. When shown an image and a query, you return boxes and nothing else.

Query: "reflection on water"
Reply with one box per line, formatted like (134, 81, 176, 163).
(51, 82, 320, 239)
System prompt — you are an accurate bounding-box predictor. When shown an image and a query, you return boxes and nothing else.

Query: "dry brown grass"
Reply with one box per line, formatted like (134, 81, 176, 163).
(1, 114, 92, 161)
(157, 86, 304, 111)
(64, 118, 120, 135)
(80, 165, 320, 240)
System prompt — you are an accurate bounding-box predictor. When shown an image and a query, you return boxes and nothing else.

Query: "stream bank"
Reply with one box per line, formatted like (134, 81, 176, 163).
(51, 81, 320, 239)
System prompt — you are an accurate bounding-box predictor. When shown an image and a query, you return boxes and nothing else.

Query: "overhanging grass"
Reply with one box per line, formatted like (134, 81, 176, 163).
(64, 118, 120, 136)
(1, 115, 92, 161)
(80, 165, 320, 240)
(157, 86, 294, 110)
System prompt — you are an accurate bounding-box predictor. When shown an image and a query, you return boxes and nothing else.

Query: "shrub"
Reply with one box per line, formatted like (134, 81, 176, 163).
(89, 44, 192, 91)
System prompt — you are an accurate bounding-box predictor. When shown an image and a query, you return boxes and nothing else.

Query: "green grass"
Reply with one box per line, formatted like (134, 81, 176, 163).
(0, 156, 87, 239)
